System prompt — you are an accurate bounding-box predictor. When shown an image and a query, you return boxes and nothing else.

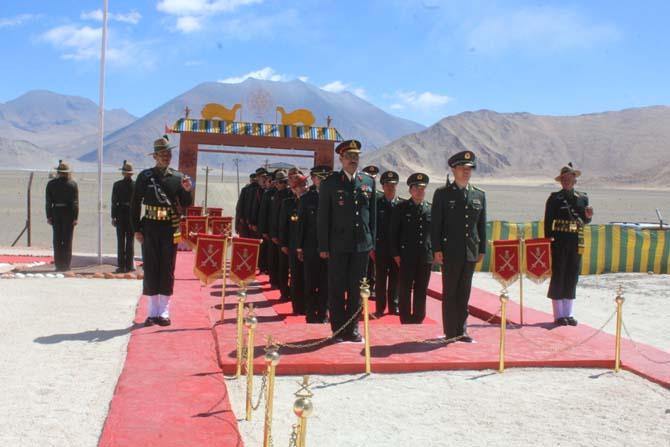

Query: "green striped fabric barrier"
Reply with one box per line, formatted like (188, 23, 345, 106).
(475, 221, 670, 275)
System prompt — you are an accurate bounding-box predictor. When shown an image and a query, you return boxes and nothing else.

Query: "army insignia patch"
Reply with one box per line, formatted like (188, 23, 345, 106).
(417, 174, 423, 180)
(338, 200, 345, 206)
(361, 184, 369, 192)
(465, 152, 472, 160)
(349, 141, 358, 149)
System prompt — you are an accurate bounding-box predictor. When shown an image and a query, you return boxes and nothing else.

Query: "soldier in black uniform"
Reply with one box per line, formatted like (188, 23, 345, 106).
(390, 173, 433, 324)
(249, 168, 269, 273)
(131, 137, 193, 327)
(374, 170, 402, 316)
(318, 140, 376, 342)
(111, 160, 135, 273)
(235, 173, 256, 237)
(362, 165, 379, 297)
(297, 166, 331, 323)
(269, 170, 291, 301)
(279, 174, 309, 314)
(46, 160, 79, 272)
(258, 171, 278, 287)
(544, 163, 593, 326)
(431, 151, 487, 342)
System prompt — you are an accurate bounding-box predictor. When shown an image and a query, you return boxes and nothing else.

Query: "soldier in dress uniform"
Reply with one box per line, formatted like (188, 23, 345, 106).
(318, 140, 376, 342)
(373, 170, 402, 317)
(269, 170, 292, 301)
(431, 151, 486, 342)
(297, 165, 331, 323)
(258, 171, 279, 288)
(235, 173, 256, 237)
(279, 174, 309, 314)
(46, 160, 79, 272)
(544, 163, 593, 326)
(390, 173, 432, 324)
(131, 136, 193, 327)
(362, 165, 380, 298)
(111, 160, 135, 273)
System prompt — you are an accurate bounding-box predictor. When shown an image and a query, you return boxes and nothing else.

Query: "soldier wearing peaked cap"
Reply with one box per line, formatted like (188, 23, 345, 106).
(46, 160, 79, 272)
(390, 173, 433, 324)
(544, 163, 593, 326)
(373, 170, 403, 316)
(297, 165, 332, 323)
(269, 170, 292, 301)
(318, 139, 376, 342)
(111, 160, 136, 273)
(431, 150, 487, 342)
(235, 172, 257, 237)
(131, 136, 193, 327)
(362, 165, 380, 297)
(258, 170, 279, 287)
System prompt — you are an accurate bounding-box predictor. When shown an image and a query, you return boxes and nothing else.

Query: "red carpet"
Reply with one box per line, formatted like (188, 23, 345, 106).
(0, 255, 53, 264)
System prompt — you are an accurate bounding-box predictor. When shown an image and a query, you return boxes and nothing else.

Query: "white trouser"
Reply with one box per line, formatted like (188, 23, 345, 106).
(148, 295, 160, 318)
(158, 294, 171, 319)
(552, 299, 574, 319)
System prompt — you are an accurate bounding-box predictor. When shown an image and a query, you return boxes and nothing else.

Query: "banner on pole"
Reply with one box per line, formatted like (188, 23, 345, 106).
(186, 206, 203, 217)
(229, 237, 261, 284)
(524, 238, 552, 283)
(492, 239, 521, 287)
(193, 234, 227, 285)
(207, 207, 223, 217)
(210, 216, 233, 238)
(184, 216, 208, 249)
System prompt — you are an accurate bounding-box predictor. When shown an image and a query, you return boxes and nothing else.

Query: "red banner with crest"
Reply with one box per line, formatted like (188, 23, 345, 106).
(206, 207, 223, 217)
(492, 239, 521, 287)
(229, 237, 261, 285)
(184, 216, 208, 250)
(524, 238, 552, 283)
(210, 216, 233, 237)
(193, 234, 227, 285)
(186, 206, 203, 217)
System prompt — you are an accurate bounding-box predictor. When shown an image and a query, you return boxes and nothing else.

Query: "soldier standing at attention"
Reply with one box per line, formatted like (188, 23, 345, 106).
(280, 173, 309, 314)
(46, 160, 79, 272)
(235, 173, 256, 237)
(269, 170, 292, 301)
(111, 160, 136, 273)
(131, 136, 193, 327)
(297, 166, 331, 323)
(431, 151, 486, 343)
(373, 170, 402, 317)
(544, 163, 593, 326)
(362, 165, 380, 297)
(390, 173, 432, 324)
(318, 140, 376, 342)
(258, 171, 278, 288)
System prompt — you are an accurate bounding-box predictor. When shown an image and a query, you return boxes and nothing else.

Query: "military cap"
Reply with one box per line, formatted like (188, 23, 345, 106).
(407, 172, 429, 187)
(310, 165, 331, 178)
(335, 139, 362, 155)
(55, 160, 71, 173)
(362, 165, 379, 176)
(256, 167, 268, 176)
(151, 135, 175, 154)
(380, 170, 399, 185)
(448, 150, 477, 168)
(274, 170, 288, 182)
(555, 162, 581, 181)
(119, 160, 134, 174)
(249, 173, 257, 179)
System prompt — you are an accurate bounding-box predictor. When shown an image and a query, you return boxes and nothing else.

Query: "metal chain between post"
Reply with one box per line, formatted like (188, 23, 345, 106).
(252, 370, 269, 411)
(621, 320, 670, 365)
(274, 304, 363, 350)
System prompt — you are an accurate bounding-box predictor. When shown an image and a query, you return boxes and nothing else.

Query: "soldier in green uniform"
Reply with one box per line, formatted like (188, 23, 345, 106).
(374, 170, 402, 316)
(297, 165, 331, 323)
(431, 151, 487, 342)
(279, 174, 309, 314)
(46, 160, 79, 272)
(131, 136, 193, 327)
(318, 140, 376, 342)
(544, 163, 593, 326)
(269, 170, 292, 301)
(390, 173, 432, 324)
(111, 160, 135, 273)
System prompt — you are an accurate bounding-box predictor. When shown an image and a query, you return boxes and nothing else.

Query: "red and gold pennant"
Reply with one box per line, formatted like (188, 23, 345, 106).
(206, 207, 223, 217)
(524, 238, 552, 283)
(492, 239, 521, 287)
(184, 216, 208, 250)
(193, 234, 227, 285)
(210, 216, 233, 238)
(229, 237, 261, 285)
(186, 206, 203, 217)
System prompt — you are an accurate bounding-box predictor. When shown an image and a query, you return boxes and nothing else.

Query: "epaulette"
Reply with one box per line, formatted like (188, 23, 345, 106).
(143, 169, 152, 177)
(472, 185, 485, 192)
(360, 171, 374, 179)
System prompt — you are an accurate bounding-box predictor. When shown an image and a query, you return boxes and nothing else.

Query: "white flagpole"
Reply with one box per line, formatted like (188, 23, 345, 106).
(97, 0, 109, 264)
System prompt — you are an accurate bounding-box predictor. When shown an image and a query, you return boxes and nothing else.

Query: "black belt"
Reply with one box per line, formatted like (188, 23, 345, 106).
(552, 219, 581, 234)
(144, 205, 172, 221)
(53, 203, 70, 208)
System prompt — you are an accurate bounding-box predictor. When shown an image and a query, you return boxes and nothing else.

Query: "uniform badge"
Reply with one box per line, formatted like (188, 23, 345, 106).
(361, 184, 369, 192)
(464, 152, 472, 160)
(338, 200, 345, 206)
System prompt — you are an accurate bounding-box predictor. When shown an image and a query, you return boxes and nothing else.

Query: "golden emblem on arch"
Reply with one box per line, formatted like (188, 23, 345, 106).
(276, 106, 315, 126)
(201, 103, 242, 121)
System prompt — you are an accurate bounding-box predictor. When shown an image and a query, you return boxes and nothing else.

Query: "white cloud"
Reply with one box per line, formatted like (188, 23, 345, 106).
(176, 16, 202, 33)
(320, 81, 367, 99)
(298, 76, 309, 82)
(41, 25, 154, 68)
(0, 14, 38, 28)
(157, 0, 263, 16)
(218, 67, 309, 83)
(391, 91, 452, 110)
(467, 7, 620, 53)
(81, 9, 142, 25)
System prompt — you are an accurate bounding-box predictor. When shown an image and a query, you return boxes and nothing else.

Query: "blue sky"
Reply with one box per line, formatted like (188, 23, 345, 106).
(1, 0, 669, 126)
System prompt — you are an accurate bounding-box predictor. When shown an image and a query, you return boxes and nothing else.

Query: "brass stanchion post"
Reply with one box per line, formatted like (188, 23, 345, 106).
(244, 304, 257, 421)
(235, 281, 247, 377)
(519, 239, 525, 325)
(614, 286, 625, 373)
(498, 290, 509, 373)
(360, 277, 372, 374)
(263, 337, 280, 447)
(293, 376, 314, 447)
